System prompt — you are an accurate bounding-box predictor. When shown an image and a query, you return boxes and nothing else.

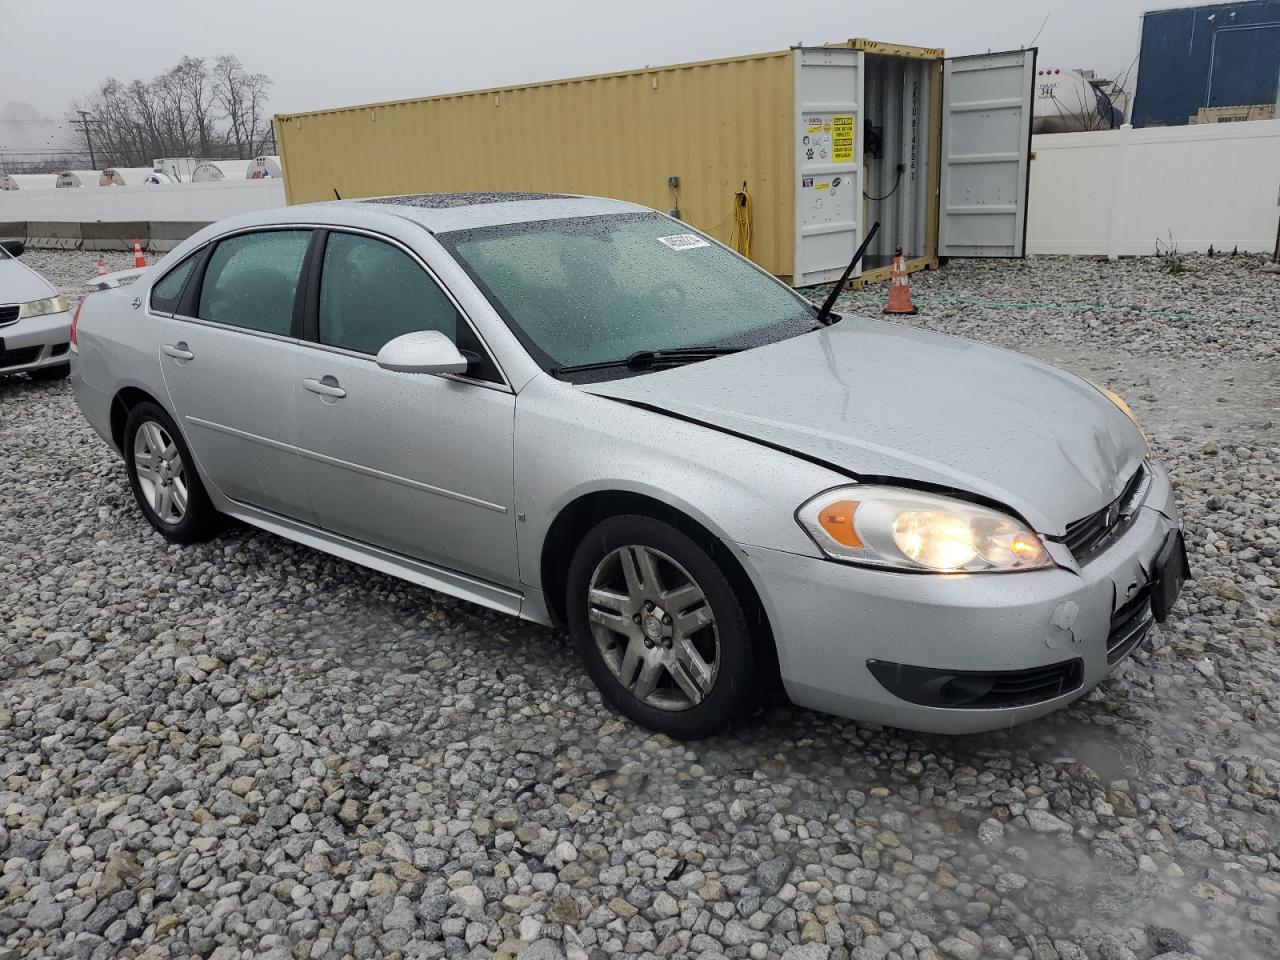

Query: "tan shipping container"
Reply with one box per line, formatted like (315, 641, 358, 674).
(276, 40, 1036, 285)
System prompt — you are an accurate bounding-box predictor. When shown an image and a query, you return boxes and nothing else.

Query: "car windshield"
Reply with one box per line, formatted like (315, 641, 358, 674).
(439, 213, 818, 376)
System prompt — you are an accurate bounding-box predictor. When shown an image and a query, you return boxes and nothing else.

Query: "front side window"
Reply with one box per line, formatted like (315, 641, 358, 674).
(439, 213, 817, 375)
(318, 232, 457, 355)
(198, 230, 311, 336)
(149, 254, 198, 314)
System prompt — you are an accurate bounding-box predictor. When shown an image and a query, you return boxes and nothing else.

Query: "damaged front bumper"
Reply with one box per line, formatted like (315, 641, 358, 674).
(730, 462, 1184, 734)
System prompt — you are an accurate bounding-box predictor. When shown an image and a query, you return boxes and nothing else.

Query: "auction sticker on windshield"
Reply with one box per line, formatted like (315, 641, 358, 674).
(657, 234, 711, 251)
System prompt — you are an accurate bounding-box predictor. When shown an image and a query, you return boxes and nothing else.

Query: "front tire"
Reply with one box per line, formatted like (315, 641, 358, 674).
(28, 362, 70, 381)
(123, 402, 219, 544)
(566, 514, 757, 739)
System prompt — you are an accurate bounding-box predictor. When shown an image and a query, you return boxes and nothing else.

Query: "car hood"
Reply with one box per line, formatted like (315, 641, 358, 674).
(0, 256, 58, 305)
(582, 317, 1147, 535)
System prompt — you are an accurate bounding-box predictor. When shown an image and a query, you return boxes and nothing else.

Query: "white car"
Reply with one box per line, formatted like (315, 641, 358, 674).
(0, 240, 73, 380)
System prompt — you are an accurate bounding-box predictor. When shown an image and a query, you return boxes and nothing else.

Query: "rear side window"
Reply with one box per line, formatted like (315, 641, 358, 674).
(318, 232, 457, 354)
(198, 230, 311, 336)
(149, 255, 198, 314)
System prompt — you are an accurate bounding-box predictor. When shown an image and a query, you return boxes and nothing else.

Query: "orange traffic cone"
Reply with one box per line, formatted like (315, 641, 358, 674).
(883, 246, 917, 316)
(95, 257, 107, 277)
(132, 239, 147, 269)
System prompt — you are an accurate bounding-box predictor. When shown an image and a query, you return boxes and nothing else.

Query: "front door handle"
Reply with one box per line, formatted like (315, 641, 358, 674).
(162, 342, 194, 361)
(303, 376, 347, 399)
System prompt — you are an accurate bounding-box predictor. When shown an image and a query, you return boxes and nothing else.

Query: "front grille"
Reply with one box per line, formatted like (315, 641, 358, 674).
(0, 304, 19, 326)
(867, 658, 1084, 709)
(1108, 586, 1154, 665)
(1063, 466, 1149, 561)
(0, 345, 41, 369)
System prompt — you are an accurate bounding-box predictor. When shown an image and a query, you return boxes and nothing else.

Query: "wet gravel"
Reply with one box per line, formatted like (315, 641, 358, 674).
(2, 251, 1278, 960)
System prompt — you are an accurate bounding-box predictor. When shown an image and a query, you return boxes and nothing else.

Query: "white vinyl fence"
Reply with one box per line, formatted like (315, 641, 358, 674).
(1026, 119, 1280, 257)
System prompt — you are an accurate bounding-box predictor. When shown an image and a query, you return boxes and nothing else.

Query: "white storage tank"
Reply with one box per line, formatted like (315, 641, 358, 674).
(1, 173, 59, 190)
(247, 155, 282, 179)
(191, 159, 254, 182)
(55, 169, 101, 188)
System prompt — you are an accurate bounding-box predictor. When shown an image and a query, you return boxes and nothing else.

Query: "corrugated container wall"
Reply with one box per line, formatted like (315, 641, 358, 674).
(276, 52, 797, 275)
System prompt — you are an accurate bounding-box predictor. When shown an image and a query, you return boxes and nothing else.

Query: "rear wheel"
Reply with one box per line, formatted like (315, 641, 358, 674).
(28, 362, 70, 381)
(566, 514, 757, 739)
(123, 402, 219, 544)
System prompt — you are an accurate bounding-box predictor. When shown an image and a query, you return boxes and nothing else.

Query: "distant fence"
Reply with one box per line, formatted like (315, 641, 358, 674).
(1026, 119, 1280, 257)
(0, 179, 286, 251)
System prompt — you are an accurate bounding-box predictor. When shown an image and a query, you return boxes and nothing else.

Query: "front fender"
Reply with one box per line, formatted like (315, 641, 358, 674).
(514, 375, 843, 594)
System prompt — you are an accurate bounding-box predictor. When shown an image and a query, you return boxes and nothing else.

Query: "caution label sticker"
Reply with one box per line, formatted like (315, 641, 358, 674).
(657, 234, 710, 251)
(832, 114, 855, 163)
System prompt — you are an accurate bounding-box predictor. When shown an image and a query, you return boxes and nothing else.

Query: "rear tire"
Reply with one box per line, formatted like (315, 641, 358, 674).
(123, 401, 220, 544)
(28, 362, 70, 381)
(566, 514, 757, 739)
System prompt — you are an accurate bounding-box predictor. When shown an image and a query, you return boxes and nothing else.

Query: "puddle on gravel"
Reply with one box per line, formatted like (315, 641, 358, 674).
(972, 715, 1151, 784)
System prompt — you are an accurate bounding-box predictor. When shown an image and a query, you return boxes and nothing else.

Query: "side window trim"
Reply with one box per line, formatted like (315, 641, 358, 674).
(296, 230, 326, 342)
(307, 227, 510, 389)
(174, 243, 214, 320)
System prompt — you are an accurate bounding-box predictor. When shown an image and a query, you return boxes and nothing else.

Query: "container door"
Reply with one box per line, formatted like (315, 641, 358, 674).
(792, 47, 863, 286)
(938, 49, 1036, 257)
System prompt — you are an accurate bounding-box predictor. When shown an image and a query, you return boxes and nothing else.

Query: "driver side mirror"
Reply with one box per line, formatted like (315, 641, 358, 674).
(0, 239, 24, 258)
(376, 330, 469, 375)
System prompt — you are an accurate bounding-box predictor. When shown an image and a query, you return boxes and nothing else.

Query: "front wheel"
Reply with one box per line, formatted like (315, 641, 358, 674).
(566, 515, 758, 739)
(123, 402, 220, 544)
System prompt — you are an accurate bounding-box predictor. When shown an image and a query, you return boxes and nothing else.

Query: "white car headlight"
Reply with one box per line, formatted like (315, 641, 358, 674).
(797, 486, 1053, 573)
(19, 295, 70, 318)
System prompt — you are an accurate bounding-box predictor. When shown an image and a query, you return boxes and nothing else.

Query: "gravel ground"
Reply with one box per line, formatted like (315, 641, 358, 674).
(1, 250, 1278, 960)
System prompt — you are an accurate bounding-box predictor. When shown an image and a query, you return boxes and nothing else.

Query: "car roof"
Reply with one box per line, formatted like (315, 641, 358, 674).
(211, 192, 653, 237)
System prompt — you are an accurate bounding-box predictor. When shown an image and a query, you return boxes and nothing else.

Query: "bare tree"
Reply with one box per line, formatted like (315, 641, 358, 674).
(63, 55, 273, 168)
(212, 56, 275, 158)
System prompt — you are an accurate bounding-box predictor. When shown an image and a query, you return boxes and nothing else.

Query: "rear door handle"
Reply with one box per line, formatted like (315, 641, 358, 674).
(162, 342, 194, 361)
(303, 376, 347, 399)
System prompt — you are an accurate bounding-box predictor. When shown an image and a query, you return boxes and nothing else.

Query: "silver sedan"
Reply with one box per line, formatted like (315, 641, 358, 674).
(70, 194, 1188, 739)
(0, 239, 73, 380)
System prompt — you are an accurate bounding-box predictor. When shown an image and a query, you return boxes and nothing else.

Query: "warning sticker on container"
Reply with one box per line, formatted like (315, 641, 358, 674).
(657, 234, 710, 251)
(832, 115, 854, 163)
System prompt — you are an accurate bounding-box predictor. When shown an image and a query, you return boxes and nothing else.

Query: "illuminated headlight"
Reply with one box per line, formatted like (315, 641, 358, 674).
(19, 295, 70, 318)
(797, 486, 1053, 573)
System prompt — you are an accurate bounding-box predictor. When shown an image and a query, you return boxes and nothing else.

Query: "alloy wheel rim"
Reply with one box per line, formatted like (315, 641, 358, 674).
(133, 420, 188, 525)
(587, 544, 720, 712)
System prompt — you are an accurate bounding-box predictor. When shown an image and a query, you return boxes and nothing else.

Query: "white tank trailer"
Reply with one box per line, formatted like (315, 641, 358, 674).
(0, 173, 59, 190)
(247, 155, 282, 179)
(1034, 68, 1129, 133)
(190, 159, 254, 182)
(55, 170, 102, 188)
(100, 167, 169, 186)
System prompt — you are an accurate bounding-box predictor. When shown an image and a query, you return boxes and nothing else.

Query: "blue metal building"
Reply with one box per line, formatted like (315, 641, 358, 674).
(1132, 1, 1280, 126)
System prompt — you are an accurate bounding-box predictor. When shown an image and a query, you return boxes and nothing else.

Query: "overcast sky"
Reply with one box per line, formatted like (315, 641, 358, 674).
(3, 0, 1207, 119)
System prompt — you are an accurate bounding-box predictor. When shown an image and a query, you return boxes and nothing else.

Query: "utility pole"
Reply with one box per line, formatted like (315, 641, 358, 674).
(70, 110, 98, 169)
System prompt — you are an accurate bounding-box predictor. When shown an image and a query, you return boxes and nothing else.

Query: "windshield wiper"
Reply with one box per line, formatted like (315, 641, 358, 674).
(555, 346, 741, 375)
(814, 219, 881, 326)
